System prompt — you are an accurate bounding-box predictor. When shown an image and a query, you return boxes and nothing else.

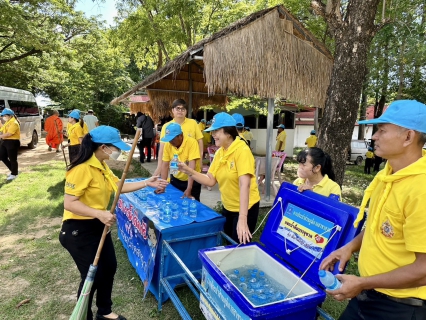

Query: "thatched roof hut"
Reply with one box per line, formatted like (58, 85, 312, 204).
(111, 5, 332, 119)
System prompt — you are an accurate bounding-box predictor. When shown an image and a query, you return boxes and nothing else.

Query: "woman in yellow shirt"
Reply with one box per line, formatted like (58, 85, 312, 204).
(293, 147, 341, 199)
(0, 108, 21, 181)
(178, 113, 260, 244)
(59, 126, 167, 320)
(63, 109, 85, 163)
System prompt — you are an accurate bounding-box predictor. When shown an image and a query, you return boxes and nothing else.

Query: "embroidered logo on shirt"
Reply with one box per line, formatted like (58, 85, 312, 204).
(65, 182, 75, 189)
(230, 161, 234, 169)
(380, 219, 394, 238)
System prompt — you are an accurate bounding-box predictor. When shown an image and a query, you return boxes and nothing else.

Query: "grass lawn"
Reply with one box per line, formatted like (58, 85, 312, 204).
(0, 158, 378, 319)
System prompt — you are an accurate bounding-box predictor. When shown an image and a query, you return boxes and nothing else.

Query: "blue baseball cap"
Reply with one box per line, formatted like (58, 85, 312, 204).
(277, 124, 285, 129)
(310, 130, 316, 135)
(90, 126, 131, 151)
(69, 109, 80, 119)
(232, 113, 245, 126)
(204, 113, 236, 132)
(207, 120, 212, 125)
(358, 100, 426, 133)
(161, 123, 183, 142)
(1, 108, 14, 116)
(368, 147, 373, 151)
(200, 119, 206, 123)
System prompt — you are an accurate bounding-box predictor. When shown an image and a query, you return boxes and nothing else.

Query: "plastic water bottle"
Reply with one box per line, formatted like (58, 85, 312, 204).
(171, 202, 179, 219)
(182, 199, 189, 216)
(189, 199, 197, 218)
(140, 190, 147, 202)
(318, 270, 342, 290)
(239, 277, 248, 291)
(170, 154, 179, 175)
(228, 269, 239, 280)
(162, 203, 171, 223)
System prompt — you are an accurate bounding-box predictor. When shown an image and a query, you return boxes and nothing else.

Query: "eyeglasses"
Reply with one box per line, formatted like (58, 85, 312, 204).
(174, 107, 187, 112)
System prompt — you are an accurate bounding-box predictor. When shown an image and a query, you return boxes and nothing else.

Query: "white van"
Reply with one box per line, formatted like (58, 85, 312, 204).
(0, 86, 41, 148)
(347, 140, 369, 165)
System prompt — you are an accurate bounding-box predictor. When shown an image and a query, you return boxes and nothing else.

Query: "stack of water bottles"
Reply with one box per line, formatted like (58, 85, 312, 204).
(225, 265, 294, 306)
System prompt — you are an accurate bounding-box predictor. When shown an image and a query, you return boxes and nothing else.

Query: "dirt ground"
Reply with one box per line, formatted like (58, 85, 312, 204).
(0, 132, 133, 175)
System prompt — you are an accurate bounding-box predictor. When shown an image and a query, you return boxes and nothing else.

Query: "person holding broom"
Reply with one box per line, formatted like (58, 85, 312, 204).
(59, 126, 168, 320)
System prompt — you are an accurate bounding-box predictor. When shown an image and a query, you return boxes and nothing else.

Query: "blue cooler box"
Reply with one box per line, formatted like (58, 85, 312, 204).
(199, 182, 363, 320)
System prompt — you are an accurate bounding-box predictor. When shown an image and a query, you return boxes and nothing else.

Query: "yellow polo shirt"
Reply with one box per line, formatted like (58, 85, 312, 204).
(67, 122, 84, 145)
(365, 151, 374, 159)
(161, 118, 203, 141)
(305, 135, 317, 148)
(162, 135, 201, 181)
(203, 132, 211, 147)
(243, 131, 254, 141)
(63, 154, 118, 220)
(0, 118, 20, 140)
(358, 155, 426, 299)
(275, 131, 287, 151)
(209, 139, 260, 211)
(198, 122, 206, 131)
(293, 174, 341, 199)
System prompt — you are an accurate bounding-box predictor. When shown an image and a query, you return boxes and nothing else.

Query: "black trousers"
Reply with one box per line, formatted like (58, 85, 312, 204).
(222, 201, 260, 244)
(170, 175, 202, 201)
(137, 138, 152, 163)
(0, 139, 20, 175)
(59, 219, 117, 320)
(340, 290, 426, 320)
(364, 158, 373, 174)
(69, 144, 80, 164)
(374, 156, 383, 172)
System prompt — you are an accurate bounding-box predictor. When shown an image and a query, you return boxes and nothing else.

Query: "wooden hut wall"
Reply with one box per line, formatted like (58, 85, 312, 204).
(203, 10, 332, 108)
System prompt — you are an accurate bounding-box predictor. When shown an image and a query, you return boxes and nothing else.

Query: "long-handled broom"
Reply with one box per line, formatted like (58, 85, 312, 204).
(69, 129, 141, 320)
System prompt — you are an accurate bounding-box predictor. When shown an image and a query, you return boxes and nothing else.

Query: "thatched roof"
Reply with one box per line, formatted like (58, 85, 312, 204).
(111, 5, 333, 117)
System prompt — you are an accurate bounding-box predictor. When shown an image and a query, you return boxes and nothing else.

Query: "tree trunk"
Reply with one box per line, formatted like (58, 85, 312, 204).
(358, 79, 368, 140)
(313, 0, 381, 186)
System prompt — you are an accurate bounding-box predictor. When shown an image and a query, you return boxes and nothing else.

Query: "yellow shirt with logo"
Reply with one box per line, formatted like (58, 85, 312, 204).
(275, 130, 287, 151)
(67, 122, 85, 145)
(293, 174, 341, 199)
(305, 135, 317, 148)
(160, 118, 203, 141)
(209, 139, 260, 212)
(0, 118, 20, 140)
(202, 132, 211, 147)
(358, 154, 426, 299)
(365, 151, 374, 159)
(63, 154, 119, 221)
(162, 135, 201, 181)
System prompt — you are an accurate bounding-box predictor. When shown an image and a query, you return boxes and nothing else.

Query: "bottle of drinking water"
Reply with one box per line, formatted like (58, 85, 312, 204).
(170, 154, 179, 175)
(318, 270, 342, 290)
(189, 199, 197, 218)
(182, 199, 189, 216)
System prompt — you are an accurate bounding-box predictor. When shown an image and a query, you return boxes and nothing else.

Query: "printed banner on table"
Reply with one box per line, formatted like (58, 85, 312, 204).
(277, 203, 334, 258)
(115, 195, 158, 299)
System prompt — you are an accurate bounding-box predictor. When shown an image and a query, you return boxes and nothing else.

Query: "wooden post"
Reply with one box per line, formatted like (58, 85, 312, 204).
(265, 98, 274, 201)
(188, 63, 193, 119)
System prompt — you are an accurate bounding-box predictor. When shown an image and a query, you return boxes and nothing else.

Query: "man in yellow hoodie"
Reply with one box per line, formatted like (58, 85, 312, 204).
(320, 100, 426, 319)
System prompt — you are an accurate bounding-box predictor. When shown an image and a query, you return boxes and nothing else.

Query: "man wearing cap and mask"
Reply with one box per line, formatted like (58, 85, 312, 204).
(320, 100, 426, 319)
(156, 123, 202, 200)
(275, 124, 286, 151)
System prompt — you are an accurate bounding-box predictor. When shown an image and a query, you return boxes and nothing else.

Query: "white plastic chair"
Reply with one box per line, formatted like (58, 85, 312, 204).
(255, 157, 281, 195)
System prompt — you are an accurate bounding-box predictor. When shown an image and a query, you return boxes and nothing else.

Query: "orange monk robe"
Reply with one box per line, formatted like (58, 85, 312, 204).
(45, 115, 63, 149)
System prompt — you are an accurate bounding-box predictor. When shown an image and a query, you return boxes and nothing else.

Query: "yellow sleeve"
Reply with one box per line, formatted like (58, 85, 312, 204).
(65, 165, 92, 197)
(405, 193, 426, 252)
(235, 147, 255, 177)
(329, 182, 342, 199)
(187, 138, 201, 161)
(162, 143, 173, 162)
(194, 122, 203, 140)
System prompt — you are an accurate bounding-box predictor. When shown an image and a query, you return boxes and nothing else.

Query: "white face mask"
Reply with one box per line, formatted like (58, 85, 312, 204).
(103, 146, 121, 160)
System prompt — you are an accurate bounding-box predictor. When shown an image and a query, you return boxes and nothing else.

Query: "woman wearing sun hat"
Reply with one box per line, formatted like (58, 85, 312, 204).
(0, 108, 21, 181)
(59, 125, 167, 320)
(178, 112, 260, 244)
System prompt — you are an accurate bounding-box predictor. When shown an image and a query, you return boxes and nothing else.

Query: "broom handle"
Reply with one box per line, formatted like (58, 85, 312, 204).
(93, 129, 141, 267)
(54, 119, 68, 167)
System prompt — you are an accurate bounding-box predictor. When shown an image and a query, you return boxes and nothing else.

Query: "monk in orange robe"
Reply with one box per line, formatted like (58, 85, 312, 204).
(44, 110, 63, 152)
